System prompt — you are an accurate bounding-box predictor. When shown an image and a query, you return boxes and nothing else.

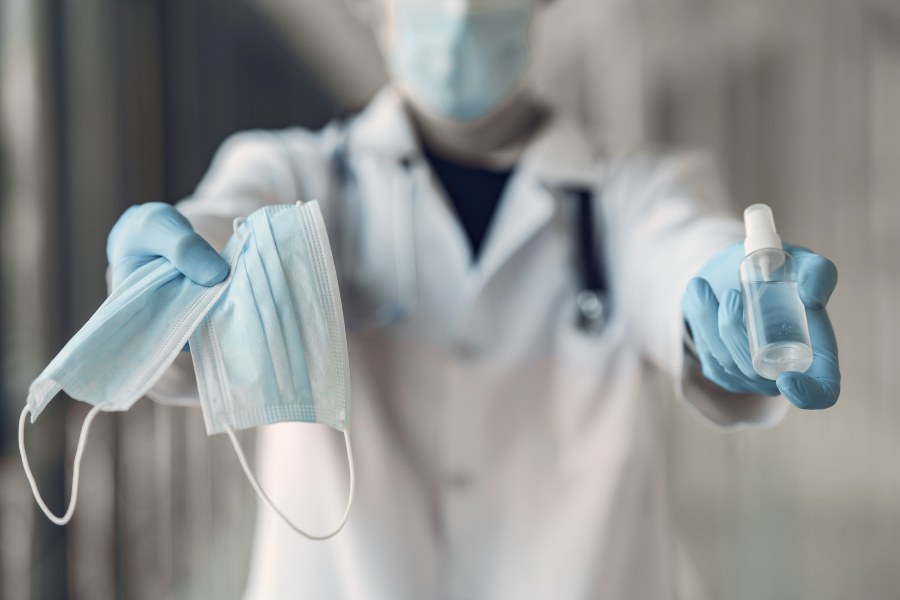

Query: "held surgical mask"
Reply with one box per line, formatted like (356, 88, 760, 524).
(19, 201, 354, 540)
(387, 0, 534, 122)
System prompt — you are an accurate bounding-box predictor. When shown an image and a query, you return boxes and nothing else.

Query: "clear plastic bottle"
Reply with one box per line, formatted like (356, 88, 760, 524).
(739, 204, 813, 380)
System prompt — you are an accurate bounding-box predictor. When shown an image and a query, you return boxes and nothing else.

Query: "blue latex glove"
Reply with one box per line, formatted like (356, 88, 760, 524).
(682, 242, 840, 409)
(106, 203, 228, 290)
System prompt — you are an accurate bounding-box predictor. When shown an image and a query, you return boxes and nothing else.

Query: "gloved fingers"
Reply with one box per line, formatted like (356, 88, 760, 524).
(108, 203, 228, 287)
(127, 203, 197, 255)
(683, 278, 741, 377)
(160, 230, 228, 286)
(691, 329, 750, 394)
(704, 366, 749, 395)
(717, 289, 780, 394)
(144, 205, 228, 285)
(111, 255, 152, 291)
(691, 324, 777, 395)
(107, 203, 189, 259)
(106, 205, 141, 263)
(785, 244, 838, 310)
(716, 288, 755, 378)
(108, 203, 185, 261)
(776, 308, 840, 409)
(776, 365, 839, 409)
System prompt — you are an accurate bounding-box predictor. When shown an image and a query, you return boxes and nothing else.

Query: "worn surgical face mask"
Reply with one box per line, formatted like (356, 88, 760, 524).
(19, 201, 353, 540)
(387, 0, 534, 122)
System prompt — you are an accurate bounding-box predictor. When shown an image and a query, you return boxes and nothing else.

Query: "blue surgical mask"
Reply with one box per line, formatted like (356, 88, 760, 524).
(388, 0, 534, 122)
(19, 201, 354, 540)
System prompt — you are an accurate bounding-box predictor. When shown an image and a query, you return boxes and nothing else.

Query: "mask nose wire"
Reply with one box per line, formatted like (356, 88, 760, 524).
(19, 402, 105, 526)
(224, 425, 355, 541)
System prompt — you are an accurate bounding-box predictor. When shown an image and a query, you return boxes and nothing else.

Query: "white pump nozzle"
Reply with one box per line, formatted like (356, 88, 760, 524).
(743, 204, 782, 256)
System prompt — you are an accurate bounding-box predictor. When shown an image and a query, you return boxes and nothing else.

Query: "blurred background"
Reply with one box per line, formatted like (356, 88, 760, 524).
(1, 0, 898, 598)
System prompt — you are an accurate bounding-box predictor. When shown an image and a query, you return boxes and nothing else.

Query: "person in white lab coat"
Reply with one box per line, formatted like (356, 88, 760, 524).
(108, 0, 840, 598)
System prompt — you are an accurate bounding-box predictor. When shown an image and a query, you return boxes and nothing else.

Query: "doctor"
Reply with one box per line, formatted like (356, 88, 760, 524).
(108, 0, 840, 597)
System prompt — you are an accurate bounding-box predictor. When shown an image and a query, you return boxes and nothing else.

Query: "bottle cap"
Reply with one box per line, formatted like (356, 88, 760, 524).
(743, 204, 782, 256)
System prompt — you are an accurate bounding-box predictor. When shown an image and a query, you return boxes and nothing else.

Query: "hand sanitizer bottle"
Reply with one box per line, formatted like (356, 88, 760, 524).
(739, 204, 813, 380)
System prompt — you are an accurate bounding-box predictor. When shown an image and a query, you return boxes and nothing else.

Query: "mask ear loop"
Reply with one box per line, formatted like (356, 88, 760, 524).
(18, 403, 105, 526)
(224, 426, 355, 541)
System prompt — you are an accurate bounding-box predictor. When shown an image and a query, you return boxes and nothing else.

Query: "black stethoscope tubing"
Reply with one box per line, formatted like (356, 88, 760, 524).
(569, 187, 608, 335)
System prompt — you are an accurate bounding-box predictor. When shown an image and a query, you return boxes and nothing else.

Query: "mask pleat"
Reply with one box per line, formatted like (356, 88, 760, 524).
(206, 251, 279, 427)
(241, 229, 300, 416)
(255, 209, 316, 416)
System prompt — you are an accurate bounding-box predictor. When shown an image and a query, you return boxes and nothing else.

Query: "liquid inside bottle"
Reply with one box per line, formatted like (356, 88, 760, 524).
(740, 249, 813, 380)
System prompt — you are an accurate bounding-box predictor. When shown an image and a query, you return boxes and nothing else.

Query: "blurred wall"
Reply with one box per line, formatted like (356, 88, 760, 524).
(1, 0, 899, 599)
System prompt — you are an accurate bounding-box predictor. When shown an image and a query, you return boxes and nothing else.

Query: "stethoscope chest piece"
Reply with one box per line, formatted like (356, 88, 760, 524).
(576, 289, 607, 336)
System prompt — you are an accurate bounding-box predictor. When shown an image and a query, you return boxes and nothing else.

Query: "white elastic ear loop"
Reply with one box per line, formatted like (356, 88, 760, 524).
(225, 426, 355, 541)
(18, 403, 105, 526)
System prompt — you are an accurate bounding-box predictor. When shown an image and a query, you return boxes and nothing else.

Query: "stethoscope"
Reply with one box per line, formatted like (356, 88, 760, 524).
(316, 133, 610, 336)
(567, 186, 609, 335)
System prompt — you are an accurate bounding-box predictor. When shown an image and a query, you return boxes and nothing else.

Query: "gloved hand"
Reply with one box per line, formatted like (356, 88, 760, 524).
(682, 242, 840, 409)
(106, 203, 228, 290)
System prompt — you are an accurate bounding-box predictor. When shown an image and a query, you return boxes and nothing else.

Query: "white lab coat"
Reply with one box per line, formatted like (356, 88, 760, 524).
(153, 89, 787, 599)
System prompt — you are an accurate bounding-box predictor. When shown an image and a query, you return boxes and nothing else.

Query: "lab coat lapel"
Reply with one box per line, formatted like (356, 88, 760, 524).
(474, 112, 601, 294)
(474, 173, 556, 288)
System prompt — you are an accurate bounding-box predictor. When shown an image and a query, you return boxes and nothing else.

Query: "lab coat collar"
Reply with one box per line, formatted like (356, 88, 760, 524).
(347, 87, 420, 163)
(349, 87, 604, 301)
